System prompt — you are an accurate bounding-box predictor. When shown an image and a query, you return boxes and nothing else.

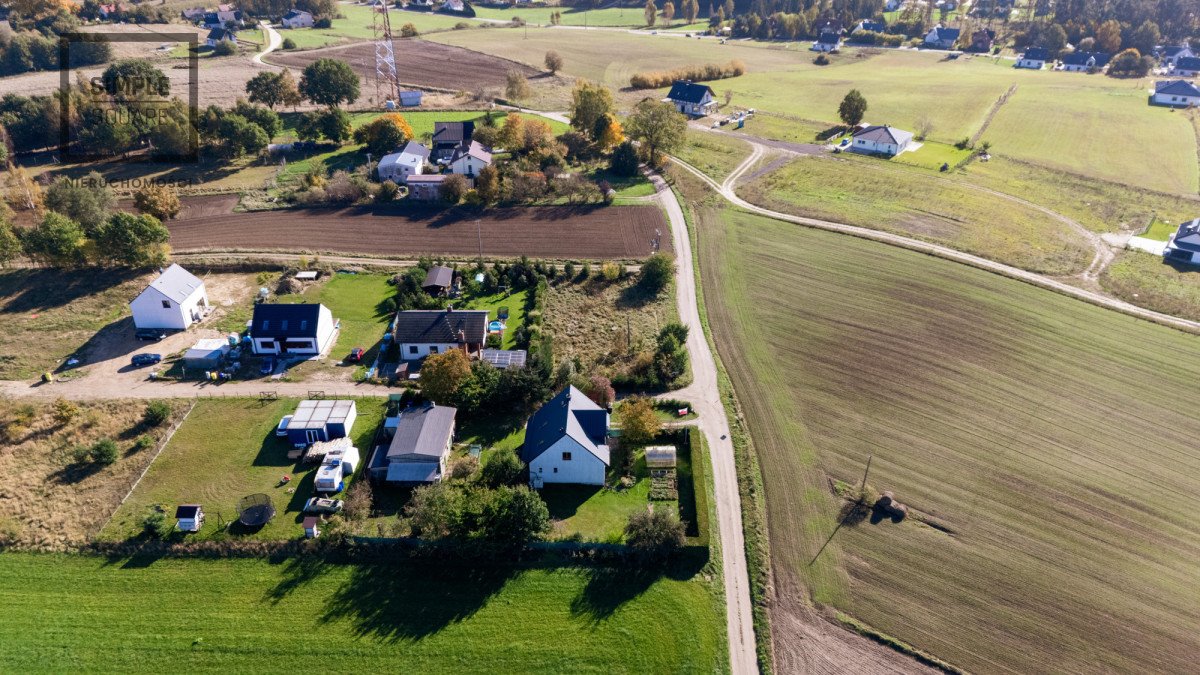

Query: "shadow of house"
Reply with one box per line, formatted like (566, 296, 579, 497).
(0, 268, 140, 315)
(56, 316, 137, 374)
(540, 485, 602, 521)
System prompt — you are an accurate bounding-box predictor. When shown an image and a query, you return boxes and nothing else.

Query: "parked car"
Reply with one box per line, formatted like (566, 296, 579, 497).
(348, 347, 365, 363)
(130, 353, 162, 367)
(135, 328, 166, 341)
(260, 358, 275, 376)
(276, 414, 293, 437)
(303, 497, 344, 514)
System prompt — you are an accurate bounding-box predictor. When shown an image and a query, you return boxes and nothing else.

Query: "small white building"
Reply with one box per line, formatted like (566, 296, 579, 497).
(378, 141, 429, 184)
(406, 174, 446, 200)
(130, 264, 209, 330)
(849, 124, 914, 157)
(175, 504, 204, 532)
(1016, 47, 1048, 69)
(811, 31, 842, 52)
(1164, 217, 1200, 264)
(522, 385, 610, 486)
(250, 303, 336, 356)
(665, 80, 717, 117)
(281, 8, 314, 28)
(446, 140, 492, 178)
(1152, 79, 1200, 107)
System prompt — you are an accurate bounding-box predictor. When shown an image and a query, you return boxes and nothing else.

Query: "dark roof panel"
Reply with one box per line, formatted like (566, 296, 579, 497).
(251, 303, 323, 338)
(393, 309, 489, 344)
(666, 80, 715, 104)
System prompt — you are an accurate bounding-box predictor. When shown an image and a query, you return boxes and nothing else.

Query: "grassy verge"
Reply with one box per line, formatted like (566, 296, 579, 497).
(671, 130, 753, 182)
(1100, 250, 1200, 322)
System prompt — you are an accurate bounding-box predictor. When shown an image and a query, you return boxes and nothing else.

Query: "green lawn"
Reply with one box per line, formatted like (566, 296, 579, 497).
(892, 140, 972, 170)
(278, 273, 396, 367)
(1141, 218, 1180, 241)
(279, 5, 482, 50)
(460, 288, 528, 350)
(1100, 250, 1200, 321)
(689, 190, 1200, 673)
(471, 5, 649, 27)
(103, 398, 386, 541)
(736, 153, 1093, 275)
(672, 130, 752, 181)
(0, 552, 725, 673)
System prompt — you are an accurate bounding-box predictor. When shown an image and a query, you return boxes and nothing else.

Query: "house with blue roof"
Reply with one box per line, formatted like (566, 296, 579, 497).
(522, 386, 610, 486)
(1016, 47, 1049, 69)
(1172, 56, 1200, 77)
(923, 25, 961, 49)
(665, 80, 717, 117)
(250, 303, 336, 356)
(1060, 50, 1111, 72)
(1164, 218, 1200, 264)
(812, 30, 843, 52)
(1152, 79, 1200, 107)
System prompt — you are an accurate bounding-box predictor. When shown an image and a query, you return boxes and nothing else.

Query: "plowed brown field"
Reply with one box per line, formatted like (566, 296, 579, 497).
(167, 204, 669, 259)
(266, 39, 537, 92)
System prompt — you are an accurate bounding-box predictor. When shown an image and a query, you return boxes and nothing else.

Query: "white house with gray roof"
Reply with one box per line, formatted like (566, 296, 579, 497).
(522, 385, 610, 486)
(378, 141, 429, 184)
(130, 264, 209, 330)
(447, 140, 492, 177)
(394, 308, 489, 360)
(1164, 217, 1200, 264)
(370, 403, 457, 484)
(849, 124, 914, 157)
(1153, 79, 1200, 107)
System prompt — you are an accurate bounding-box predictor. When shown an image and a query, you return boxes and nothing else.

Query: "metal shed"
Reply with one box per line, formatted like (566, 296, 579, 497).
(183, 338, 230, 370)
(399, 90, 423, 106)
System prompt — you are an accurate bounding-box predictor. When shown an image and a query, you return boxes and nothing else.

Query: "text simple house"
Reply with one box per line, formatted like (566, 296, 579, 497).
(1016, 47, 1049, 69)
(378, 141, 429, 184)
(285, 399, 357, 447)
(394, 308, 488, 360)
(1152, 79, 1200, 107)
(665, 80, 718, 117)
(850, 124, 914, 156)
(370, 403, 457, 484)
(250, 303, 336, 356)
(130, 264, 209, 330)
(447, 140, 493, 177)
(1060, 50, 1111, 72)
(522, 386, 610, 486)
(923, 25, 960, 49)
(281, 8, 313, 27)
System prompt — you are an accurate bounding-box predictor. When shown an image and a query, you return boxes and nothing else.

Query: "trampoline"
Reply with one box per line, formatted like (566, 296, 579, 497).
(236, 493, 276, 527)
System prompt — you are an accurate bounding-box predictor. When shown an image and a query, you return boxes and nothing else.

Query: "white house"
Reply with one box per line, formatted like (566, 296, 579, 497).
(175, 504, 204, 532)
(923, 25, 961, 49)
(378, 141, 429, 184)
(849, 124, 914, 156)
(442, 0, 466, 11)
(1016, 47, 1049, 69)
(665, 80, 718, 117)
(1164, 217, 1200, 264)
(523, 386, 610, 486)
(130, 264, 209, 330)
(281, 8, 314, 28)
(206, 27, 237, 48)
(446, 141, 492, 177)
(1059, 50, 1111, 72)
(1172, 56, 1200, 77)
(811, 31, 842, 52)
(1159, 44, 1195, 68)
(407, 174, 446, 200)
(393, 308, 488, 360)
(1152, 79, 1200, 107)
(250, 303, 336, 356)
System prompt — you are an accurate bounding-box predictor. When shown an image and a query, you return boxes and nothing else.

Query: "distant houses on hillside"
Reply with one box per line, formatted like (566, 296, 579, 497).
(1016, 47, 1049, 69)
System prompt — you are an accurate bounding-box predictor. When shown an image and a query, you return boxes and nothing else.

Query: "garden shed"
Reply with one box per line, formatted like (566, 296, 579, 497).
(174, 504, 204, 532)
(285, 399, 357, 447)
(183, 338, 230, 370)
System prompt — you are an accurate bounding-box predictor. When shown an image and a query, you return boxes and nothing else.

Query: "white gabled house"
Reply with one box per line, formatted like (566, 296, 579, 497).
(664, 80, 718, 117)
(1016, 47, 1049, 69)
(393, 308, 488, 360)
(130, 264, 209, 330)
(446, 140, 492, 178)
(522, 386, 610, 486)
(378, 141, 430, 184)
(811, 31, 842, 52)
(1172, 56, 1200, 77)
(1164, 217, 1200, 265)
(1152, 79, 1200, 107)
(281, 9, 314, 28)
(206, 26, 237, 47)
(849, 124, 914, 157)
(1159, 44, 1195, 68)
(249, 303, 336, 356)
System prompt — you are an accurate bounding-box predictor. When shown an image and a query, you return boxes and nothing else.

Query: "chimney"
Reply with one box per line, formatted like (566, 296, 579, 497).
(447, 304, 453, 313)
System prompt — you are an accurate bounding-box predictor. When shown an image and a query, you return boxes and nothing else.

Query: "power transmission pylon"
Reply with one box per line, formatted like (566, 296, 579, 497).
(372, 1, 400, 106)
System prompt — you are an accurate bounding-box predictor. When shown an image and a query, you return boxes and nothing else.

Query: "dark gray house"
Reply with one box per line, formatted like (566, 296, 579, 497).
(432, 121, 475, 161)
(393, 309, 489, 360)
(369, 403, 457, 484)
(421, 265, 455, 295)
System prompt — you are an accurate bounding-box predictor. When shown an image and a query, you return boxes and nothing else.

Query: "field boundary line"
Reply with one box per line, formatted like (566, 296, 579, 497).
(970, 83, 1016, 147)
(99, 402, 196, 534)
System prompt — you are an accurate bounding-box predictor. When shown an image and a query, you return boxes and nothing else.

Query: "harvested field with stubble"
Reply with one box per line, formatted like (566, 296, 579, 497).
(167, 204, 670, 260)
(690, 194, 1200, 672)
(266, 39, 537, 93)
(0, 398, 188, 549)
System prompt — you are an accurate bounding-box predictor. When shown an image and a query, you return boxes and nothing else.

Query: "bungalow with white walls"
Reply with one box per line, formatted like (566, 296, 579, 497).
(1152, 79, 1200, 107)
(378, 141, 429, 184)
(130, 264, 209, 330)
(281, 9, 314, 28)
(849, 124, 914, 157)
(393, 308, 488, 360)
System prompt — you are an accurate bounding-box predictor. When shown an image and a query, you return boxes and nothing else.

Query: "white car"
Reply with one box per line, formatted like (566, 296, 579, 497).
(275, 415, 293, 437)
(303, 497, 344, 514)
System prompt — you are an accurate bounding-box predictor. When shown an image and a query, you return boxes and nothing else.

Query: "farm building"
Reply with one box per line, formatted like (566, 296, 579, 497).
(1016, 47, 1049, 69)
(1172, 56, 1200, 77)
(399, 90, 423, 106)
(432, 121, 474, 161)
(285, 399, 357, 447)
(369, 403, 457, 484)
(1060, 51, 1111, 72)
(130, 264, 209, 330)
(481, 348, 527, 369)
(923, 25, 960, 49)
(249, 303, 336, 356)
(523, 385, 611, 486)
(183, 338, 230, 370)
(421, 265, 455, 294)
(665, 80, 717, 117)
(406, 174, 446, 200)
(377, 141, 429, 184)
(393, 308, 488, 360)
(175, 504, 204, 532)
(849, 124, 914, 157)
(281, 8, 313, 27)
(1152, 79, 1200, 107)
(1163, 218, 1200, 264)
(447, 141, 492, 178)
(1159, 43, 1195, 68)
(811, 31, 842, 52)
(205, 26, 237, 47)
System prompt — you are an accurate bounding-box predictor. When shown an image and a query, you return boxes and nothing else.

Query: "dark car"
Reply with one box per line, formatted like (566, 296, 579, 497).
(131, 353, 162, 367)
(135, 328, 166, 341)
(347, 347, 365, 363)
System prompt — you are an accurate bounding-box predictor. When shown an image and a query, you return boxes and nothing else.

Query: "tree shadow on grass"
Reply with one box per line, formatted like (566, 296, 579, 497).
(570, 566, 660, 623)
(49, 460, 105, 485)
(319, 561, 517, 642)
(265, 554, 338, 604)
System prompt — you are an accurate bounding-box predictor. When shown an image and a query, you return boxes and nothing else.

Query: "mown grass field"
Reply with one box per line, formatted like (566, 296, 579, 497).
(737, 154, 1093, 274)
(103, 398, 386, 541)
(673, 130, 752, 181)
(689, 193, 1200, 672)
(276, 272, 396, 376)
(279, 4, 483, 50)
(472, 4, 648, 26)
(0, 552, 725, 673)
(1101, 250, 1200, 321)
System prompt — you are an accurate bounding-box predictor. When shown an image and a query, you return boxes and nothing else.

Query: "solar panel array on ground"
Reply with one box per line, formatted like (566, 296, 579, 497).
(481, 349, 527, 369)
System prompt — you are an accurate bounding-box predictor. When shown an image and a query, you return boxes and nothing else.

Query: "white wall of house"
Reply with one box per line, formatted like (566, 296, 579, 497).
(1154, 92, 1200, 106)
(811, 40, 840, 52)
(1173, 67, 1199, 77)
(448, 154, 487, 177)
(671, 94, 716, 116)
(282, 13, 313, 28)
(252, 306, 335, 355)
(401, 342, 464, 359)
(1016, 58, 1044, 69)
(379, 157, 423, 183)
(851, 137, 906, 156)
(529, 436, 607, 485)
(130, 285, 208, 330)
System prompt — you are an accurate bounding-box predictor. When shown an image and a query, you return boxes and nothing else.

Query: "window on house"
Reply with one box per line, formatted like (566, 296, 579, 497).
(408, 346, 418, 355)
(430, 346, 439, 354)
(161, 300, 171, 309)
(262, 320, 269, 330)
(553, 467, 558, 473)
(281, 320, 288, 330)
(300, 321, 307, 330)
(562, 452, 572, 461)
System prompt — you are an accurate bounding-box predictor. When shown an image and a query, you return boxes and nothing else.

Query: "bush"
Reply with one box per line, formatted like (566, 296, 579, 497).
(212, 40, 237, 56)
(609, 140, 640, 177)
(814, 53, 830, 65)
(629, 60, 745, 89)
(450, 455, 479, 480)
(52, 398, 79, 425)
(400, 22, 418, 38)
(343, 479, 373, 521)
(376, 180, 399, 202)
(282, 37, 296, 49)
(133, 435, 155, 452)
(639, 252, 674, 297)
(314, 17, 333, 28)
(440, 174, 470, 204)
(479, 449, 524, 488)
(142, 507, 173, 539)
(90, 438, 118, 465)
(625, 509, 685, 565)
(143, 401, 171, 427)
(600, 261, 622, 281)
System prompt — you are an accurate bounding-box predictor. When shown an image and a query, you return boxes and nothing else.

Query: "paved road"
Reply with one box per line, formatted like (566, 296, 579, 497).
(253, 22, 282, 65)
(650, 175, 758, 675)
(674, 142, 1200, 335)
